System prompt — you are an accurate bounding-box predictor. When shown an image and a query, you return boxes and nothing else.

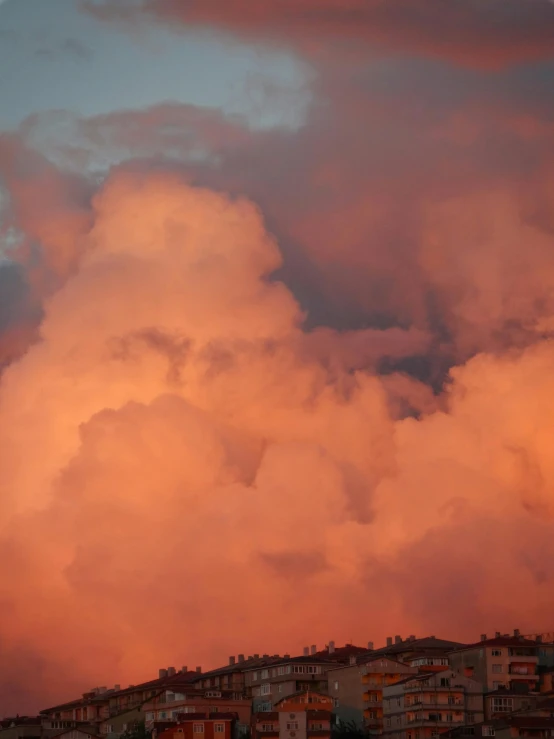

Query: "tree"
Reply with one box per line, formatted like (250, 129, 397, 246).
(120, 720, 151, 739)
(332, 720, 374, 739)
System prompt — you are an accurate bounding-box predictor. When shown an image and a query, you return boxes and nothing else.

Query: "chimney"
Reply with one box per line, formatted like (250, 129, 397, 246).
(229, 656, 236, 666)
(386, 637, 393, 647)
(536, 635, 543, 644)
(254, 654, 260, 659)
(114, 685, 121, 691)
(328, 641, 335, 654)
(196, 666, 202, 673)
(408, 635, 416, 642)
(514, 629, 521, 638)
(303, 647, 310, 657)
(182, 666, 188, 673)
(263, 654, 269, 658)
(238, 654, 245, 663)
(168, 667, 176, 677)
(284, 654, 290, 659)
(480, 634, 487, 642)
(495, 632, 501, 638)
(367, 641, 374, 651)
(159, 669, 168, 679)
(394, 635, 402, 645)
(311, 645, 317, 655)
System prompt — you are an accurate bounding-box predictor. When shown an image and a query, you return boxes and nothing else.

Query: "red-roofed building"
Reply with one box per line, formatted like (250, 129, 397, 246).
(449, 632, 540, 693)
(156, 713, 236, 739)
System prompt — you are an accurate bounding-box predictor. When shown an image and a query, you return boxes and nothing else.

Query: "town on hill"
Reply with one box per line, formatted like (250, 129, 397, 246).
(2, 632, 554, 739)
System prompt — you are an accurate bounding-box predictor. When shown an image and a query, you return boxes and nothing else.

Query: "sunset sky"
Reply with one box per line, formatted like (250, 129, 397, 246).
(1, 0, 554, 715)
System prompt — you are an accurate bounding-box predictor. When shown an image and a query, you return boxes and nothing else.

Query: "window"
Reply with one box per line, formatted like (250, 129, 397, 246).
(278, 667, 286, 676)
(333, 699, 339, 708)
(491, 698, 513, 713)
(492, 682, 506, 690)
(334, 682, 339, 691)
(293, 666, 305, 674)
(193, 725, 205, 733)
(253, 672, 258, 681)
(261, 725, 275, 732)
(261, 670, 269, 679)
(261, 684, 271, 695)
(286, 666, 292, 674)
(261, 703, 272, 712)
(492, 665, 502, 673)
(440, 678, 451, 687)
(448, 697, 455, 705)
(311, 724, 323, 731)
(431, 733, 440, 739)
(491, 650, 502, 657)
(214, 725, 225, 734)
(278, 685, 283, 693)
(184, 707, 197, 713)
(385, 719, 391, 728)
(482, 728, 495, 737)
(287, 723, 299, 731)
(145, 714, 154, 721)
(367, 713, 376, 720)
(160, 713, 167, 720)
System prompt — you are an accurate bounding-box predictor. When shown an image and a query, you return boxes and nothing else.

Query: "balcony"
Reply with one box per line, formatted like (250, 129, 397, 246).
(509, 667, 537, 676)
(405, 718, 465, 727)
(406, 703, 463, 710)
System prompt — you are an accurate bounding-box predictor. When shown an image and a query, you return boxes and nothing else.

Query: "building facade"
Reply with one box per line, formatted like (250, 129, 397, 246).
(143, 688, 251, 729)
(449, 635, 540, 693)
(252, 691, 332, 739)
(156, 713, 236, 739)
(329, 657, 418, 730)
(382, 669, 484, 739)
(245, 657, 337, 712)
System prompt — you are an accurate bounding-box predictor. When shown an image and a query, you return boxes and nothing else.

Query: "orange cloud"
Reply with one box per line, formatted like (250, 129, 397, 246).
(1, 167, 554, 714)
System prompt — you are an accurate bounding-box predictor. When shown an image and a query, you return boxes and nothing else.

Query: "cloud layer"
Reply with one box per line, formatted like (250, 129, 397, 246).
(1, 0, 554, 715)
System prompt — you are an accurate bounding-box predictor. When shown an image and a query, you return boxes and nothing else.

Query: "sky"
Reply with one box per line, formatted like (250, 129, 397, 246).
(1, 0, 554, 715)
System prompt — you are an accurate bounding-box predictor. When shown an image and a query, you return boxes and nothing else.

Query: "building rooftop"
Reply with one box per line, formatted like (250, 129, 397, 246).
(450, 636, 538, 653)
(348, 636, 466, 664)
(41, 670, 199, 714)
(253, 713, 279, 721)
(274, 690, 331, 705)
(177, 713, 237, 720)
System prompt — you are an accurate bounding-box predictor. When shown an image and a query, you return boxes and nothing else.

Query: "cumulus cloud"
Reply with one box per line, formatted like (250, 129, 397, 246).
(0, 165, 554, 713)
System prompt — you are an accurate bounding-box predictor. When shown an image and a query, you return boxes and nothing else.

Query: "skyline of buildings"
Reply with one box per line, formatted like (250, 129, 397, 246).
(3, 630, 554, 739)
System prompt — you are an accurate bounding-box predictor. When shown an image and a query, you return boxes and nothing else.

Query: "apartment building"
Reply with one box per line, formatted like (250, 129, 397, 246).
(382, 669, 484, 739)
(142, 687, 251, 729)
(449, 633, 540, 693)
(195, 656, 288, 698)
(329, 657, 418, 730)
(252, 691, 332, 739)
(245, 656, 338, 712)
(368, 638, 466, 665)
(40, 668, 199, 735)
(156, 713, 237, 739)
